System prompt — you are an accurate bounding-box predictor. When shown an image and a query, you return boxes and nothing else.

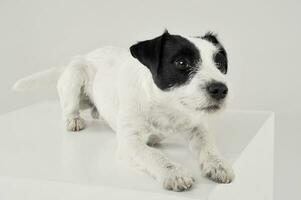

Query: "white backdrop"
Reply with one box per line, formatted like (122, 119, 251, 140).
(0, 0, 300, 199)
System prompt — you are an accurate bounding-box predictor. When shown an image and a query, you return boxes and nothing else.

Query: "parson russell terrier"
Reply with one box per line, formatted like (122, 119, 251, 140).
(13, 30, 234, 191)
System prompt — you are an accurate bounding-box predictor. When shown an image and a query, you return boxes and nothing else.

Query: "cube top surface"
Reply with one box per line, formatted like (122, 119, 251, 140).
(0, 101, 273, 199)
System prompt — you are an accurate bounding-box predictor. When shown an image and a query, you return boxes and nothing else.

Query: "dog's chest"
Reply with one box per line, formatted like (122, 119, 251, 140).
(144, 105, 194, 136)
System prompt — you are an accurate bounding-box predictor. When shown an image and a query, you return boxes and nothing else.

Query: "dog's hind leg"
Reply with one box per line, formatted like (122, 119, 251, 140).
(80, 94, 100, 119)
(57, 58, 91, 132)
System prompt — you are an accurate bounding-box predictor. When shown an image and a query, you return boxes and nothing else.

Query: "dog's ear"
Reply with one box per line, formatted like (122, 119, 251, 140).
(130, 30, 170, 75)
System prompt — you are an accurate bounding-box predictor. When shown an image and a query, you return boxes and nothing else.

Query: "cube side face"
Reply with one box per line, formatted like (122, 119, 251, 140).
(209, 114, 274, 200)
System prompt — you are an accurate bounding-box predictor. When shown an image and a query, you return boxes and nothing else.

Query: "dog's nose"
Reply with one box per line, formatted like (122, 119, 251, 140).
(206, 82, 228, 100)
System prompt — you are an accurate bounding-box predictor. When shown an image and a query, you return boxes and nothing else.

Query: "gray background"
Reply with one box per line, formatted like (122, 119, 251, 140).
(0, 0, 300, 199)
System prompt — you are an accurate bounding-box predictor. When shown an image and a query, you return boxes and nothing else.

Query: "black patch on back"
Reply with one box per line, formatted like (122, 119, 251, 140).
(130, 31, 200, 90)
(200, 32, 228, 74)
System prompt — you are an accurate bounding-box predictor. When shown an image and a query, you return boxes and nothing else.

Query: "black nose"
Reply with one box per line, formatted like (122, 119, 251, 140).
(206, 82, 228, 100)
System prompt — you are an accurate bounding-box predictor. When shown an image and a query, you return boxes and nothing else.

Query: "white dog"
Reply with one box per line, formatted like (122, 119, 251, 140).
(14, 31, 234, 191)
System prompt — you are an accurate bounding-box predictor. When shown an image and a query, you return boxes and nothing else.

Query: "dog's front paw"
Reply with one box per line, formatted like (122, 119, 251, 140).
(66, 117, 85, 132)
(161, 164, 195, 192)
(201, 157, 234, 184)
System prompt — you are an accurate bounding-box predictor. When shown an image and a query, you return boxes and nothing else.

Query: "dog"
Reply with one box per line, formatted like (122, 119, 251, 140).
(13, 30, 234, 192)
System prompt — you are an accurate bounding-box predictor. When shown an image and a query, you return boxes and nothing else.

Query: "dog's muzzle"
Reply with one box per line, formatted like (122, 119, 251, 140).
(206, 82, 228, 101)
(195, 82, 228, 113)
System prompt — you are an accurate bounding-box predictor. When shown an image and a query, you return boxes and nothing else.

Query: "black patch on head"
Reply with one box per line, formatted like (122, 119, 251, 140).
(214, 49, 227, 74)
(130, 31, 200, 90)
(200, 32, 228, 74)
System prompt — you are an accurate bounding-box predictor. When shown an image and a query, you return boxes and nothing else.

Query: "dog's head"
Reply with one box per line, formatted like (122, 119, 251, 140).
(130, 30, 229, 114)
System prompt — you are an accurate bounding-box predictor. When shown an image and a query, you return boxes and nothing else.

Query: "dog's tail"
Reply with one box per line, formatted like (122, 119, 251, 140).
(12, 66, 64, 91)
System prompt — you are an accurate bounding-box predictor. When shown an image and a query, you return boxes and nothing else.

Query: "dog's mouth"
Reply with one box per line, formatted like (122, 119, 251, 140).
(196, 104, 221, 113)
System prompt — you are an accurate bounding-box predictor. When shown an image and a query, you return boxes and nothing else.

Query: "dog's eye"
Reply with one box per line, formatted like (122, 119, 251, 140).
(214, 52, 227, 74)
(174, 58, 191, 70)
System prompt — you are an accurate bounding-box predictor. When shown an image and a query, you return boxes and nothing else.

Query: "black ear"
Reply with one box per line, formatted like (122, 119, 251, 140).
(201, 32, 219, 45)
(130, 31, 169, 76)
